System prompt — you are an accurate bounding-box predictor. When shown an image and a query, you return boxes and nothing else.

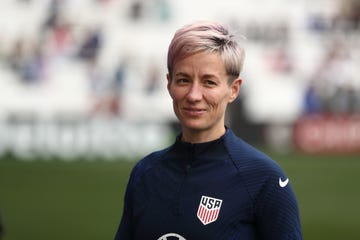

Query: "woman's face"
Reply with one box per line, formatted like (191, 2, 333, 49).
(167, 51, 241, 142)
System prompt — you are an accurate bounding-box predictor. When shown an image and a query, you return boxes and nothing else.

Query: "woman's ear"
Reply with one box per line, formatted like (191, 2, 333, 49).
(229, 78, 242, 103)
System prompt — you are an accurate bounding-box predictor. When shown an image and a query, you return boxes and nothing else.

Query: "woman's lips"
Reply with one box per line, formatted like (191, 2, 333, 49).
(183, 107, 206, 117)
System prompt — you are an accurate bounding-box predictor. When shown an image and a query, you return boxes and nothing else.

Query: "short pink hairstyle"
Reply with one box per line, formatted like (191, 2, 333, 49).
(167, 21, 245, 82)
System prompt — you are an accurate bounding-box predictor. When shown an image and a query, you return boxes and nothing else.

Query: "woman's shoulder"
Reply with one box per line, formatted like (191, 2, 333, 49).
(224, 129, 285, 177)
(129, 145, 172, 181)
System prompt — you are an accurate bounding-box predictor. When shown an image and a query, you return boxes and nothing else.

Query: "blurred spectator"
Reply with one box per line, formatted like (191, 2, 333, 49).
(7, 38, 26, 74)
(127, 0, 172, 22)
(113, 58, 128, 93)
(333, 0, 360, 31)
(303, 83, 321, 115)
(87, 57, 119, 115)
(306, 41, 358, 114)
(78, 27, 102, 62)
(39, 0, 75, 59)
(42, 0, 64, 32)
(20, 42, 46, 84)
(109, 56, 131, 115)
(128, 0, 145, 21)
(145, 60, 161, 95)
(48, 17, 74, 56)
(308, 0, 360, 33)
(7, 38, 47, 85)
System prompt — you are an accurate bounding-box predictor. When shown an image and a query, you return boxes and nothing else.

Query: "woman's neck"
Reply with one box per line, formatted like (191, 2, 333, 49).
(181, 126, 226, 144)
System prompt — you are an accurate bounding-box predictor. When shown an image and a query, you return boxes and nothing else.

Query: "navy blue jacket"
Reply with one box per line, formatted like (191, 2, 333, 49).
(115, 128, 302, 239)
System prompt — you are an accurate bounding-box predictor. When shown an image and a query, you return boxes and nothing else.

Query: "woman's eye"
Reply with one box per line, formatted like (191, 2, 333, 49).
(205, 80, 216, 86)
(176, 79, 189, 84)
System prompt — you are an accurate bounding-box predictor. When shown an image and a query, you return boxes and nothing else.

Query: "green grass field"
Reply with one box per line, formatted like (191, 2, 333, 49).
(0, 152, 359, 240)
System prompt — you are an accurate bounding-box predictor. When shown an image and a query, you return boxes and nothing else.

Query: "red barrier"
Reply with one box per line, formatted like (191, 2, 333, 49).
(293, 114, 360, 154)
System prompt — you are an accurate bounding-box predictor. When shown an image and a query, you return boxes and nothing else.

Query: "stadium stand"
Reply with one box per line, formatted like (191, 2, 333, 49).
(0, 0, 359, 158)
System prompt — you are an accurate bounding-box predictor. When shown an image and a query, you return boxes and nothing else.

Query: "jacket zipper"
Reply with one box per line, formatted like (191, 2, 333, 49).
(172, 144, 194, 216)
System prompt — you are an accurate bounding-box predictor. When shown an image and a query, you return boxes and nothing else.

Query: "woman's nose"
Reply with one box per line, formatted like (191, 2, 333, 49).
(186, 83, 203, 101)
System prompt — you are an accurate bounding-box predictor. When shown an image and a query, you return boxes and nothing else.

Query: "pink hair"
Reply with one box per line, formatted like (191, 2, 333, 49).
(167, 21, 245, 81)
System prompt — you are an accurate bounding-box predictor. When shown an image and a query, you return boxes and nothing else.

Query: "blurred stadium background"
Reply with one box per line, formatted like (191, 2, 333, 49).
(0, 0, 359, 239)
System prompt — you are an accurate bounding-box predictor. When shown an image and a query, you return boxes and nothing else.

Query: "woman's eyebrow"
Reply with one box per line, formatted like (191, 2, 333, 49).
(202, 74, 218, 79)
(174, 72, 190, 77)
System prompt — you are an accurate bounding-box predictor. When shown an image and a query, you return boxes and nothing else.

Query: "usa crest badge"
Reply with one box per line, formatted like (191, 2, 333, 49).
(197, 195, 223, 225)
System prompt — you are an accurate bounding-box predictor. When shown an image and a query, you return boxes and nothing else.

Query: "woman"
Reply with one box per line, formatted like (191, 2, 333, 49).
(114, 21, 302, 240)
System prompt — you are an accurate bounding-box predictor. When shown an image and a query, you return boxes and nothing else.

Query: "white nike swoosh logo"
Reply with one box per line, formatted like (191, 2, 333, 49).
(279, 177, 289, 188)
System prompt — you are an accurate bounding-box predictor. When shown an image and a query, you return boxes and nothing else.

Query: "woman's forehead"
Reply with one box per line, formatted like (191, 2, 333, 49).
(173, 51, 226, 75)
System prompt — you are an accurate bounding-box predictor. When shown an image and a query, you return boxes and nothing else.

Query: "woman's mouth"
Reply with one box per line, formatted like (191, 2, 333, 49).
(183, 107, 206, 117)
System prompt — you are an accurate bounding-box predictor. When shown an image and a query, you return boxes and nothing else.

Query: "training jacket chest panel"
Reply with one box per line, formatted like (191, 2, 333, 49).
(115, 129, 302, 240)
(132, 137, 257, 239)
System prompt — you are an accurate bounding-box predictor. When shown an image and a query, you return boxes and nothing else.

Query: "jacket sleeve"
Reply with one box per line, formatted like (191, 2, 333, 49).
(255, 173, 303, 240)
(114, 171, 136, 240)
